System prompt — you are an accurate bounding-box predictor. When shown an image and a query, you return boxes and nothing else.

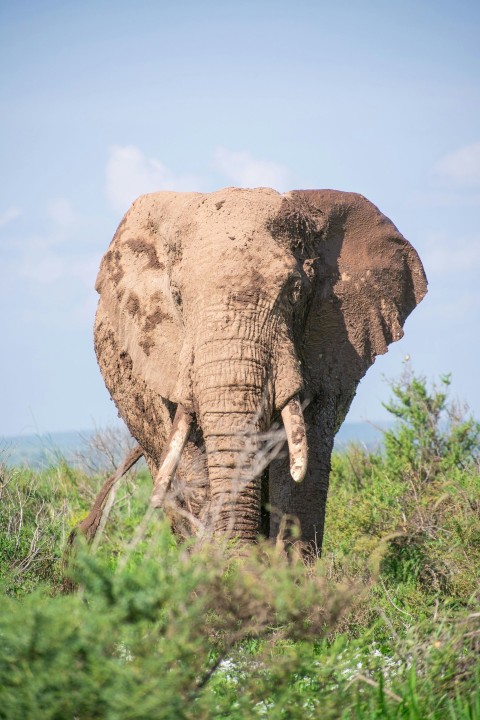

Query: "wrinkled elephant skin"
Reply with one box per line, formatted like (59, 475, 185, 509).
(94, 188, 427, 552)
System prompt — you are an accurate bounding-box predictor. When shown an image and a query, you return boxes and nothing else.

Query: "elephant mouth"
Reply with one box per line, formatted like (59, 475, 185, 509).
(150, 394, 308, 509)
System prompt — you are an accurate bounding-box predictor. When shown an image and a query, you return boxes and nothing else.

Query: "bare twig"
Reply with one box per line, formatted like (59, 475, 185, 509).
(67, 444, 144, 547)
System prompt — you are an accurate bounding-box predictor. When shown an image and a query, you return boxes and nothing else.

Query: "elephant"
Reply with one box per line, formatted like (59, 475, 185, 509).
(92, 187, 427, 554)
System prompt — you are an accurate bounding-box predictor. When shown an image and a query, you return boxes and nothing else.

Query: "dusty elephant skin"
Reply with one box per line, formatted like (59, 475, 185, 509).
(93, 187, 427, 553)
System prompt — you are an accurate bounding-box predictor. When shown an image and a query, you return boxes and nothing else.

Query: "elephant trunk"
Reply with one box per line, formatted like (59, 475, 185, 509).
(202, 409, 264, 541)
(193, 336, 272, 541)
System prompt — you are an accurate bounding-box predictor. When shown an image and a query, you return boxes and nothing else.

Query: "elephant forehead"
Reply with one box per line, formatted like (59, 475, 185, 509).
(192, 194, 281, 243)
(181, 190, 291, 263)
(180, 235, 296, 293)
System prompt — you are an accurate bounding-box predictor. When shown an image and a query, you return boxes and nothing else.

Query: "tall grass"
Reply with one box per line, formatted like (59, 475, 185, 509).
(1, 368, 479, 719)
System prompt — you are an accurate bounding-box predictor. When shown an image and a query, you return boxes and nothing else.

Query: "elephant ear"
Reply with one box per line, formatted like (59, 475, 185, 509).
(288, 190, 427, 426)
(95, 192, 197, 402)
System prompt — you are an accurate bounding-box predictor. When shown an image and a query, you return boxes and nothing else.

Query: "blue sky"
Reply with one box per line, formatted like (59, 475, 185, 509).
(1, 0, 479, 436)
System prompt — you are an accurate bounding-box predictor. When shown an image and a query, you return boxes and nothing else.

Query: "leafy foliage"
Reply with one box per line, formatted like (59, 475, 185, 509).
(1, 368, 480, 718)
(382, 369, 480, 478)
(326, 366, 480, 609)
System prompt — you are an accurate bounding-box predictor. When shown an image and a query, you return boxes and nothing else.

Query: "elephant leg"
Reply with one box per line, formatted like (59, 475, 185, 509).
(269, 397, 336, 558)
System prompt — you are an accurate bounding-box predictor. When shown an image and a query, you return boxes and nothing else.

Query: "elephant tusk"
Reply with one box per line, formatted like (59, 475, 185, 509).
(151, 404, 193, 508)
(281, 395, 308, 483)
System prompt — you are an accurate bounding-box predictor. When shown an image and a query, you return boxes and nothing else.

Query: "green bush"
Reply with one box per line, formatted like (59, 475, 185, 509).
(325, 367, 480, 615)
(1, 368, 479, 718)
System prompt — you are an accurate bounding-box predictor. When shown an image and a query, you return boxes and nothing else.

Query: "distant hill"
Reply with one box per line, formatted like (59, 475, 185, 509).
(334, 421, 389, 450)
(1, 422, 390, 470)
(0, 431, 95, 469)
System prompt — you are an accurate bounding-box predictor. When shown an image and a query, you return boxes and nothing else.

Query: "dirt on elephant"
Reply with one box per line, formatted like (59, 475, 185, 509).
(89, 187, 426, 552)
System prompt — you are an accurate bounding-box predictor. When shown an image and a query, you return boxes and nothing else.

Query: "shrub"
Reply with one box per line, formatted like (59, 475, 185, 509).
(1, 367, 479, 718)
(325, 366, 480, 627)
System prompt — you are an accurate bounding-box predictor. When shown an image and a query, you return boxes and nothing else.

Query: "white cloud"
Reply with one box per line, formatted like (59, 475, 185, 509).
(105, 145, 291, 212)
(214, 147, 290, 190)
(433, 142, 480, 187)
(106, 145, 202, 213)
(0, 206, 21, 228)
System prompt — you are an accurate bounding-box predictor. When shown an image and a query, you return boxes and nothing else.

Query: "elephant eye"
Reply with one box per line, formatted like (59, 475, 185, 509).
(287, 276, 302, 305)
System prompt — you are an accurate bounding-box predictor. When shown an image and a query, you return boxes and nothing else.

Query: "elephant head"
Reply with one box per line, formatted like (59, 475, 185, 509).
(94, 188, 427, 550)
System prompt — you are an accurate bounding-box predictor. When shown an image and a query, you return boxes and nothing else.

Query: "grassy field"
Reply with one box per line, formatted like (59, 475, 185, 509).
(1, 369, 479, 719)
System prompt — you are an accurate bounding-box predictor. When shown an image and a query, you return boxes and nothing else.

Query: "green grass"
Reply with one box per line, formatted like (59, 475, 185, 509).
(1, 368, 479, 719)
